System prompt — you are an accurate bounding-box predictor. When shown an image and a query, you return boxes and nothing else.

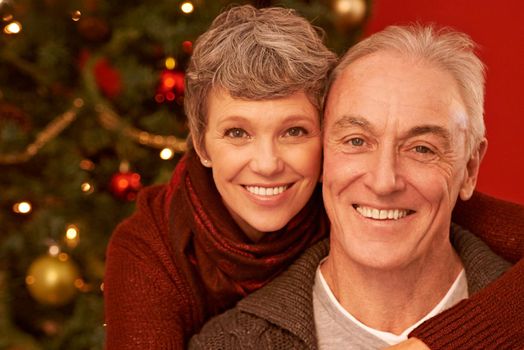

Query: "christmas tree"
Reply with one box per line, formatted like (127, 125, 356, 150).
(0, 0, 369, 348)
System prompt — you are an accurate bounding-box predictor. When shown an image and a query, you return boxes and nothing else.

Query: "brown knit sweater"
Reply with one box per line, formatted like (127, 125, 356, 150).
(190, 225, 517, 349)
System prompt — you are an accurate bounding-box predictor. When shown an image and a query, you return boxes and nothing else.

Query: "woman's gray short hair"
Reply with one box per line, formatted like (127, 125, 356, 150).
(185, 5, 337, 151)
(328, 24, 486, 156)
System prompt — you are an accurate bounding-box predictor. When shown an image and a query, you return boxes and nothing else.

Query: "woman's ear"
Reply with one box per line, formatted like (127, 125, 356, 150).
(459, 139, 488, 201)
(193, 138, 212, 168)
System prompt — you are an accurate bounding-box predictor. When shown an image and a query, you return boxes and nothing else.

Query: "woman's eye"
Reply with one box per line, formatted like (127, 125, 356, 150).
(225, 128, 248, 138)
(285, 127, 307, 137)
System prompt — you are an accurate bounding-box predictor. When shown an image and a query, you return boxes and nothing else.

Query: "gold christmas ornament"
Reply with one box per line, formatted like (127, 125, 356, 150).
(333, 0, 367, 29)
(25, 254, 81, 306)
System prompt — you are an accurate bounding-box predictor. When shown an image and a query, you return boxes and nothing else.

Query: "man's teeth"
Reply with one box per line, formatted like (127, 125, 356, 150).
(245, 185, 287, 196)
(355, 205, 411, 220)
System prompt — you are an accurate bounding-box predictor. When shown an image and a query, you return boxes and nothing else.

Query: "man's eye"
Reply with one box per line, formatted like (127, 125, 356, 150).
(225, 128, 248, 138)
(347, 138, 365, 146)
(414, 145, 433, 154)
(285, 127, 307, 137)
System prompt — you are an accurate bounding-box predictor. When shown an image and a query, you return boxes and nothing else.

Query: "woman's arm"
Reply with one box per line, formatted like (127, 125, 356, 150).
(452, 191, 524, 262)
(408, 259, 524, 349)
(104, 185, 190, 349)
(104, 222, 186, 349)
(404, 192, 524, 349)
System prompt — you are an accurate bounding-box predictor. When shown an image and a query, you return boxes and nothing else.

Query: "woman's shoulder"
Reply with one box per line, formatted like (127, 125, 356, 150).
(107, 183, 172, 259)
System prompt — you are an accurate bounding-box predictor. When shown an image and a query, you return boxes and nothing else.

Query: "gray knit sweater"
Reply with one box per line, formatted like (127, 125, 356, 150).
(189, 224, 511, 350)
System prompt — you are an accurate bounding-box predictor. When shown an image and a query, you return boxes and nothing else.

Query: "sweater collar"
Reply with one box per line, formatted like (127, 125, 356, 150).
(236, 224, 510, 347)
(238, 239, 329, 349)
(450, 223, 511, 294)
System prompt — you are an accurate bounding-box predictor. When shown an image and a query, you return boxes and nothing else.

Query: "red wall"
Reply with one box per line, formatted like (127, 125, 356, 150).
(364, 0, 524, 204)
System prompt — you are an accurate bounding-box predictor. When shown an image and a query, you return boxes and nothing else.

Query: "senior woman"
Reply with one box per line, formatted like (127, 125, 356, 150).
(104, 5, 524, 349)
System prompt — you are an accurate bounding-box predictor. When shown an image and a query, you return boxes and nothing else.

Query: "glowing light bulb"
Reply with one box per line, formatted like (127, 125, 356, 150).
(58, 252, 69, 262)
(48, 245, 60, 256)
(4, 21, 21, 34)
(180, 2, 194, 14)
(165, 57, 176, 70)
(163, 76, 175, 89)
(71, 10, 81, 21)
(65, 224, 80, 248)
(74, 278, 85, 289)
(334, 0, 366, 24)
(13, 201, 32, 214)
(160, 148, 174, 160)
(66, 225, 79, 240)
(81, 182, 94, 193)
(73, 98, 84, 108)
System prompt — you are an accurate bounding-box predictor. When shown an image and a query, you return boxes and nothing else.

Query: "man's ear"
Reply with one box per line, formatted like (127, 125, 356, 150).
(459, 138, 488, 201)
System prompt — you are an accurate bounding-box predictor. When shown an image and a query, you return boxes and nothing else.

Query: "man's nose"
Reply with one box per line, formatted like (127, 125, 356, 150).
(249, 139, 284, 176)
(364, 147, 405, 195)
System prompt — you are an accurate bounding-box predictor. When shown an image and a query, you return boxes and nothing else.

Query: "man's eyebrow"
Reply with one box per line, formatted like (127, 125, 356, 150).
(330, 116, 453, 145)
(330, 115, 377, 134)
(404, 125, 453, 146)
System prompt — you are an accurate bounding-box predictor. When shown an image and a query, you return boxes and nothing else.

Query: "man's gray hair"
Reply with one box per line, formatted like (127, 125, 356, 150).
(185, 5, 337, 151)
(328, 24, 486, 155)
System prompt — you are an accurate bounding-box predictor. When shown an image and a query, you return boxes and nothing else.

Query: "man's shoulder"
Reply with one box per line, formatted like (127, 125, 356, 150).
(189, 308, 272, 349)
(189, 239, 330, 350)
(190, 306, 309, 350)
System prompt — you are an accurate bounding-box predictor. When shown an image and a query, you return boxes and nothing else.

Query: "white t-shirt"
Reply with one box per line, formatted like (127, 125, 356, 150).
(313, 263, 468, 349)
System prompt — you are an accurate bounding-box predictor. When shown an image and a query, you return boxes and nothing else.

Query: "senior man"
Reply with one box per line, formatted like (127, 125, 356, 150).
(190, 25, 516, 349)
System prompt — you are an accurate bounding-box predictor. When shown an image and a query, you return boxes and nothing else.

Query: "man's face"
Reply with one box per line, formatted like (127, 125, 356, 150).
(322, 52, 482, 270)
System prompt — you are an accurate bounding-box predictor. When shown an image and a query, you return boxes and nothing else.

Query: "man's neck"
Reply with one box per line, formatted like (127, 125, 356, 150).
(320, 242, 463, 335)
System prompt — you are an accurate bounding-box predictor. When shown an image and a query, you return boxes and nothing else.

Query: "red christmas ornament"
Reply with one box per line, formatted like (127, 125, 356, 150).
(155, 70, 185, 103)
(78, 50, 122, 99)
(182, 41, 193, 54)
(109, 171, 142, 201)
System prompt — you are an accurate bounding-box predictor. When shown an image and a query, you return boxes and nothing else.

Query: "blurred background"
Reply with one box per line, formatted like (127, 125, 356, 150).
(0, 0, 522, 349)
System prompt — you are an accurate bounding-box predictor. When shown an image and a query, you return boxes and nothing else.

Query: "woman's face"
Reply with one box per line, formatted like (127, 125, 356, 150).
(200, 89, 322, 241)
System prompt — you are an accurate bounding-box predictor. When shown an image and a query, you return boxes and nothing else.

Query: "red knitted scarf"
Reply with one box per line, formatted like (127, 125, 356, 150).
(165, 149, 329, 335)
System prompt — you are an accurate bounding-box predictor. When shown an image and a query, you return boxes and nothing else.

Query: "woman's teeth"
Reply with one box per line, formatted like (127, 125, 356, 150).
(245, 185, 288, 196)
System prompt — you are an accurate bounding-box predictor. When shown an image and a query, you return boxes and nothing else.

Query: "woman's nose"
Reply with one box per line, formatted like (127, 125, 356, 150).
(249, 139, 284, 176)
